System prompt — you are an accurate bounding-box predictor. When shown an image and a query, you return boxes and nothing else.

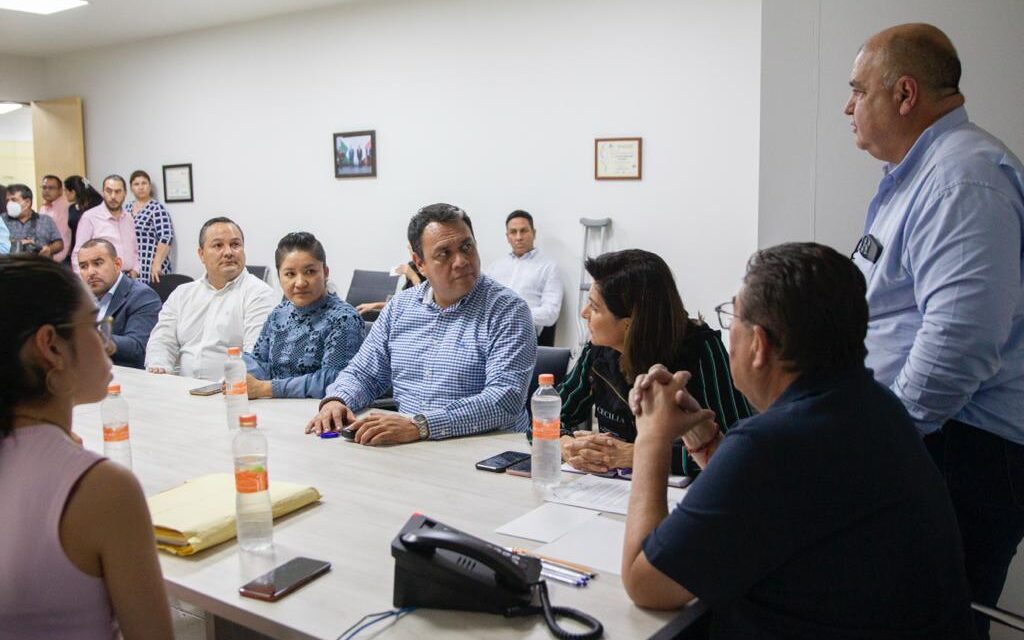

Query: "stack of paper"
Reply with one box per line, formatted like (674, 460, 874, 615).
(148, 473, 321, 556)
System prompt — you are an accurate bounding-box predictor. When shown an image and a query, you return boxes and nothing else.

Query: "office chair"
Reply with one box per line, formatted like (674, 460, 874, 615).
(345, 269, 400, 320)
(527, 346, 572, 401)
(246, 265, 269, 282)
(149, 273, 193, 303)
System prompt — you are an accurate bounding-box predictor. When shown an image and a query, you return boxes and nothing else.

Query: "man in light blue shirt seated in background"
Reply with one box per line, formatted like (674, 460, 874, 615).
(306, 203, 536, 445)
(846, 23, 1024, 638)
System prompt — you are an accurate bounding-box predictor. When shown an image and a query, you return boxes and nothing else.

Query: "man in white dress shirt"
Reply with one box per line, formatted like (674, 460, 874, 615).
(485, 210, 563, 341)
(145, 217, 276, 380)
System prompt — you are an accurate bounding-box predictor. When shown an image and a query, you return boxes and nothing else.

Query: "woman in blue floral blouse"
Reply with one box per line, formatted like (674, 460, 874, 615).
(244, 232, 365, 398)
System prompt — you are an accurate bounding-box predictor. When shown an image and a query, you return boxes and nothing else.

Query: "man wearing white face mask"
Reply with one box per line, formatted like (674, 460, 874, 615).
(4, 184, 63, 258)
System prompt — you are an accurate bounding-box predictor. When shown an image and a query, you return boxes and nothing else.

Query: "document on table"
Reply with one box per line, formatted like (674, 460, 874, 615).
(560, 463, 691, 488)
(495, 502, 601, 543)
(535, 515, 625, 576)
(546, 474, 687, 515)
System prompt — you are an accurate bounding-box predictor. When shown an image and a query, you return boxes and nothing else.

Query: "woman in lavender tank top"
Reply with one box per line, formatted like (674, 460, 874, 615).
(0, 255, 173, 640)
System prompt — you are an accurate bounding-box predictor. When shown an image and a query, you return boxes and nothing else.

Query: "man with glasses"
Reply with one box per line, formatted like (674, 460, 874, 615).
(38, 175, 71, 262)
(77, 238, 161, 369)
(620, 243, 973, 638)
(845, 25, 1024, 635)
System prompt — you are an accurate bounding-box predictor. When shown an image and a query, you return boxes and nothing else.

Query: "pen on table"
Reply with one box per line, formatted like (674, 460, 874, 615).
(541, 570, 587, 587)
(512, 548, 597, 578)
(540, 561, 590, 581)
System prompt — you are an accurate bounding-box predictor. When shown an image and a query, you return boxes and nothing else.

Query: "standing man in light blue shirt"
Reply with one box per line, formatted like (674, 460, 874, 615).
(846, 23, 1024, 637)
(306, 203, 536, 445)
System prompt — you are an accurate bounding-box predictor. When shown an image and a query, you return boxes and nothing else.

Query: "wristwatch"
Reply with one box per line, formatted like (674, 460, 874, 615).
(412, 414, 429, 440)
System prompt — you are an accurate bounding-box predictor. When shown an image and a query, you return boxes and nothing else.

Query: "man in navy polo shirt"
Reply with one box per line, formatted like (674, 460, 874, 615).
(622, 243, 973, 639)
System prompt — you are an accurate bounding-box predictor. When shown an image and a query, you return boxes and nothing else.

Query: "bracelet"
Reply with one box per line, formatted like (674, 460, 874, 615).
(318, 396, 345, 411)
(685, 424, 721, 456)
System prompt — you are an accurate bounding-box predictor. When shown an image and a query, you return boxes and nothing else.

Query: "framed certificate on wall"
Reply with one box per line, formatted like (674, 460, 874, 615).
(595, 137, 642, 180)
(162, 163, 194, 202)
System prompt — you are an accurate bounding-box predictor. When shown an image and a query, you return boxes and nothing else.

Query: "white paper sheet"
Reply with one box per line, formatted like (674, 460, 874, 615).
(535, 515, 625, 576)
(495, 502, 601, 543)
(546, 474, 687, 515)
(560, 463, 691, 488)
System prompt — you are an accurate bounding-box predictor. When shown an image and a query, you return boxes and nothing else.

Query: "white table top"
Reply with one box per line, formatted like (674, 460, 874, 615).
(71, 367, 677, 639)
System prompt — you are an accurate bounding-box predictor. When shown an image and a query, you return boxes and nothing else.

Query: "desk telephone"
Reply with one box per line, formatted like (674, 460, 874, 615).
(392, 513, 603, 639)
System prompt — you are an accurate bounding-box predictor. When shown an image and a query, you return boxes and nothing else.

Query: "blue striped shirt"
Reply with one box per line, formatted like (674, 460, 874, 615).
(325, 274, 536, 439)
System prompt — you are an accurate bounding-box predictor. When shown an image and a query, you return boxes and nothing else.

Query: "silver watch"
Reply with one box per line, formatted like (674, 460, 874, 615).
(412, 414, 429, 440)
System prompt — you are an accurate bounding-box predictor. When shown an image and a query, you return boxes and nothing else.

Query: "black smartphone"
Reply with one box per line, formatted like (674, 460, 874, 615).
(239, 557, 331, 602)
(189, 383, 223, 396)
(475, 450, 531, 473)
(506, 457, 531, 477)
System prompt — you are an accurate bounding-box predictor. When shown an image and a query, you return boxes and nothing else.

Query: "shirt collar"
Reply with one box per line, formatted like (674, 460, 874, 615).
(97, 272, 125, 309)
(508, 248, 538, 260)
(769, 364, 870, 410)
(421, 274, 485, 311)
(201, 270, 246, 292)
(885, 106, 968, 180)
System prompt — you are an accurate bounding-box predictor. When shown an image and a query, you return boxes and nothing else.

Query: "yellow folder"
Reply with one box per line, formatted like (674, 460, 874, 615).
(147, 473, 321, 556)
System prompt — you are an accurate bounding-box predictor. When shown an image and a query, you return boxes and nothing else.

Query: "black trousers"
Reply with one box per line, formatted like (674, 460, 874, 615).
(925, 419, 1024, 640)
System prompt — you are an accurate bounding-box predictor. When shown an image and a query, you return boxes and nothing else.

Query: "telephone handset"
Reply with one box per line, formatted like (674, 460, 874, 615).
(400, 529, 537, 593)
(392, 514, 604, 640)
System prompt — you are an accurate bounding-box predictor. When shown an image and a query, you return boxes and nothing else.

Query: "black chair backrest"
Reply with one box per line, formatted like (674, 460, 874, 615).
(246, 265, 269, 281)
(149, 273, 194, 303)
(527, 346, 572, 402)
(346, 269, 400, 313)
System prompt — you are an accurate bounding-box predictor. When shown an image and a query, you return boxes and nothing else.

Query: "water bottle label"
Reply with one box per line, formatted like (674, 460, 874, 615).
(103, 423, 130, 442)
(226, 381, 248, 396)
(532, 417, 560, 440)
(235, 467, 269, 493)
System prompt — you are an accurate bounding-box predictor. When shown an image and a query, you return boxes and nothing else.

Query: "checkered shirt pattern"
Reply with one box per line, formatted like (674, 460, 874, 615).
(325, 274, 536, 439)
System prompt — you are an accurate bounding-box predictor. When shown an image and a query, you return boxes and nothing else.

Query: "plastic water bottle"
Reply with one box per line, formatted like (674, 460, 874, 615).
(224, 346, 249, 430)
(233, 414, 273, 551)
(100, 383, 132, 470)
(531, 374, 562, 495)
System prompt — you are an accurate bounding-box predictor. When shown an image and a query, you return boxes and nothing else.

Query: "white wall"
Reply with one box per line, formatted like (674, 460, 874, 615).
(0, 52, 46, 102)
(759, 0, 1024, 252)
(760, 1, 1024, 633)
(41, 0, 762, 348)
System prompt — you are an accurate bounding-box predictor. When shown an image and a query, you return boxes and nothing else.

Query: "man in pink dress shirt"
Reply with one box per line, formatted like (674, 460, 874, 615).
(38, 175, 71, 262)
(72, 175, 140, 276)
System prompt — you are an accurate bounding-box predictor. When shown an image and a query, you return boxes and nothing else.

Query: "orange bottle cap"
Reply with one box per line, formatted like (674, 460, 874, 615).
(538, 373, 555, 385)
(107, 383, 121, 393)
(227, 346, 242, 356)
(238, 414, 258, 427)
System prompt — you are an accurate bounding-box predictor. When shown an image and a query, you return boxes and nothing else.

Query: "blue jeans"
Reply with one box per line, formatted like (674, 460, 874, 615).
(925, 420, 1024, 640)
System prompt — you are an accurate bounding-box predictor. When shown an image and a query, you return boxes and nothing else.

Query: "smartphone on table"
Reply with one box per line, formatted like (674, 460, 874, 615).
(506, 458, 532, 477)
(475, 450, 531, 472)
(238, 556, 331, 602)
(189, 383, 223, 396)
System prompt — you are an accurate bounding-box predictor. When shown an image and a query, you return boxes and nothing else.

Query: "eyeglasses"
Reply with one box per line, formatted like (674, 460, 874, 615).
(56, 316, 114, 349)
(715, 301, 738, 330)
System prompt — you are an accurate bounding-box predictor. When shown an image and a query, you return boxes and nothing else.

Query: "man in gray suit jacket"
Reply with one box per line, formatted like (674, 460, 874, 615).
(77, 238, 161, 368)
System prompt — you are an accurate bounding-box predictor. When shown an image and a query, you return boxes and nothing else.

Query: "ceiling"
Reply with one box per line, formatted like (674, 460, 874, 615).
(0, 0, 364, 57)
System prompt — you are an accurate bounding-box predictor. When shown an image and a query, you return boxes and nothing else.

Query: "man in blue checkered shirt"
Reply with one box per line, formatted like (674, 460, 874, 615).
(306, 203, 537, 445)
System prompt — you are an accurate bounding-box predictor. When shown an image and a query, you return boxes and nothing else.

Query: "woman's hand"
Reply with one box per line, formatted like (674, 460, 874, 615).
(150, 265, 162, 283)
(246, 374, 273, 399)
(562, 431, 634, 473)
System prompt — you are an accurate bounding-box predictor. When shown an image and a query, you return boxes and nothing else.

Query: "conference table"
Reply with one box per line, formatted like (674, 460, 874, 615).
(71, 367, 687, 639)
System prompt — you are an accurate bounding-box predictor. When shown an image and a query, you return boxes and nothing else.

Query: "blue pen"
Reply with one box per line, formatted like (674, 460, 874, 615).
(319, 431, 340, 439)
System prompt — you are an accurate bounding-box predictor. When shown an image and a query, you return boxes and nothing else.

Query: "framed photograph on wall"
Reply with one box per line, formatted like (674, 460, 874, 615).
(595, 137, 642, 180)
(334, 130, 376, 178)
(162, 163, 194, 202)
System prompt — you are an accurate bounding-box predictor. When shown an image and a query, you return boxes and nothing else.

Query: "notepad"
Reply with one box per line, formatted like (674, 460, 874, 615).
(147, 473, 321, 556)
(546, 474, 687, 515)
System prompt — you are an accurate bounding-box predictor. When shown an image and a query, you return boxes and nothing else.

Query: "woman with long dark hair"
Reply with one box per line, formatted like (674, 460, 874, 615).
(0, 255, 173, 638)
(62, 175, 102, 266)
(556, 249, 751, 477)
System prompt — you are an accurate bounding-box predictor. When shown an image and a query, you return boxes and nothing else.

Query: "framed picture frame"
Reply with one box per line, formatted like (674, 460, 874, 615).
(162, 163, 194, 202)
(334, 130, 376, 178)
(595, 137, 642, 180)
